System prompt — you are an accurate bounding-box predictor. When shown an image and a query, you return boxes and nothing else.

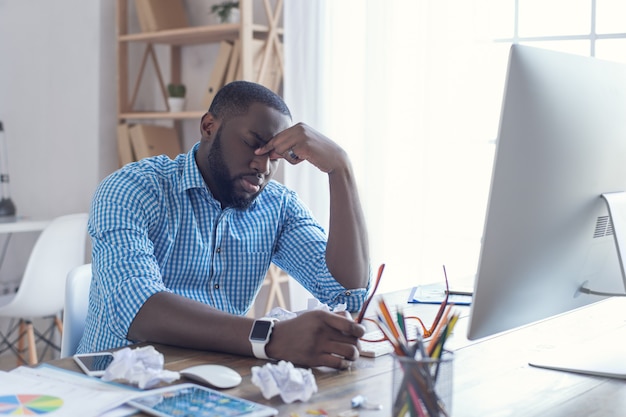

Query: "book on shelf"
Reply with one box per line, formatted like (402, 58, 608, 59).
(251, 39, 283, 93)
(224, 39, 241, 85)
(202, 41, 234, 109)
(128, 124, 183, 161)
(134, 0, 152, 33)
(117, 123, 135, 167)
(231, 40, 283, 93)
(134, 0, 188, 32)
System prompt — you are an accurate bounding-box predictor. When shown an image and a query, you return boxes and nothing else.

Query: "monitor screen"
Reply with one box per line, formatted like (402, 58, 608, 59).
(467, 45, 626, 360)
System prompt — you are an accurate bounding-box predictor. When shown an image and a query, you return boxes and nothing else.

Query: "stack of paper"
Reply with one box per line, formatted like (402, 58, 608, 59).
(1, 365, 140, 416)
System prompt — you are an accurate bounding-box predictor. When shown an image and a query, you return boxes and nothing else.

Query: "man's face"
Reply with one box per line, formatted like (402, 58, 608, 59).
(201, 103, 291, 209)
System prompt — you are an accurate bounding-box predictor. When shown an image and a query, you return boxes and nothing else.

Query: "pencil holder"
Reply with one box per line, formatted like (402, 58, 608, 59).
(392, 351, 454, 417)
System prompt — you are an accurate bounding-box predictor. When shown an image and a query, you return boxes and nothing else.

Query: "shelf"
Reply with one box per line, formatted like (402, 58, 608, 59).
(119, 111, 205, 121)
(115, 0, 284, 167)
(118, 23, 280, 46)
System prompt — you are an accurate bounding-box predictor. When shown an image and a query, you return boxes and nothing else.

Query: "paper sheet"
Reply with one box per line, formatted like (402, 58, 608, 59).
(408, 283, 472, 305)
(3, 364, 140, 417)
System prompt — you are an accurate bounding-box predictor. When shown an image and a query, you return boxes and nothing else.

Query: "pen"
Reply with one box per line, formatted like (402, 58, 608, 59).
(445, 289, 473, 296)
(378, 299, 402, 341)
(375, 313, 405, 356)
(397, 308, 407, 340)
(427, 305, 452, 357)
(356, 263, 385, 324)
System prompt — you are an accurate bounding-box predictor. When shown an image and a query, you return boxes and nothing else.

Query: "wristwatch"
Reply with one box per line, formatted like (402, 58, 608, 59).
(249, 318, 278, 360)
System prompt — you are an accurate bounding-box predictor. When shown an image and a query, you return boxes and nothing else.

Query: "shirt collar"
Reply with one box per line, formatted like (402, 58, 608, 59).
(179, 142, 259, 210)
(180, 142, 206, 192)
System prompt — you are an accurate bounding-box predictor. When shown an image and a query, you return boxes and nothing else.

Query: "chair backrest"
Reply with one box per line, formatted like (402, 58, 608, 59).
(60, 263, 92, 358)
(0, 213, 88, 318)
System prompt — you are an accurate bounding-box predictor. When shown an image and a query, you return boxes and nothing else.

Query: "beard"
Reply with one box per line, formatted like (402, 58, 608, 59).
(207, 128, 259, 210)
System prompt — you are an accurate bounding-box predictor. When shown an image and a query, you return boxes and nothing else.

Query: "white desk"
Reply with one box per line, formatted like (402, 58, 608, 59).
(0, 218, 50, 290)
(45, 292, 626, 417)
(0, 218, 49, 234)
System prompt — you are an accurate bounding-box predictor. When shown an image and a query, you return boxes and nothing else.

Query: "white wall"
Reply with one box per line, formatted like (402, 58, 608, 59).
(0, 0, 284, 327)
(0, 0, 117, 282)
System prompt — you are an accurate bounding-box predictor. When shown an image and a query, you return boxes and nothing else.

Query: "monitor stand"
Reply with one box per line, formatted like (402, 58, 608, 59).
(528, 325, 626, 379)
(528, 192, 626, 379)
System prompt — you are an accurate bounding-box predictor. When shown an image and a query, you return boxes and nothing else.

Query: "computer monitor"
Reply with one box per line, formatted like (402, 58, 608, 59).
(466, 45, 626, 378)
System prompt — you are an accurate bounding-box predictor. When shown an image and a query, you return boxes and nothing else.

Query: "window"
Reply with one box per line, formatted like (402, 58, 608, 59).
(495, 0, 626, 62)
(284, 1, 626, 295)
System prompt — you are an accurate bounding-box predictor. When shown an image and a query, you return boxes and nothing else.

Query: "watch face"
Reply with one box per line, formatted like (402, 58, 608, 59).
(250, 320, 273, 341)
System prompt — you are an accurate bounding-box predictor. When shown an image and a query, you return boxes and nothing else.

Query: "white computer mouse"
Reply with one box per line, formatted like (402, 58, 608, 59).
(180, 364, 243, 389)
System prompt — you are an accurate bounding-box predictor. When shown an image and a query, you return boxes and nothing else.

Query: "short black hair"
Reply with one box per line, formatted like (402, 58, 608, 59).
(208, 81, 291, 122)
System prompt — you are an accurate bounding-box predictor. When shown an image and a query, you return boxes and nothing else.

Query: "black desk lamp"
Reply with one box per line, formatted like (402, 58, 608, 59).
(0, 121, 16, 217)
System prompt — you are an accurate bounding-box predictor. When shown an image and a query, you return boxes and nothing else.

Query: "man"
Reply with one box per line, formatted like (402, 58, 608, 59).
(78, 81, 370, 369)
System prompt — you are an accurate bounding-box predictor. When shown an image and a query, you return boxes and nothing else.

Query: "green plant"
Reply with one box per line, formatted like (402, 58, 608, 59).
(167, 83, 186, 98)
(210, 1, 239, 23)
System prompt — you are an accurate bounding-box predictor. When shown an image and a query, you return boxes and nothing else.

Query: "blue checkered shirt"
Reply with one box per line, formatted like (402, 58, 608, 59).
(77, 142, 367, 353)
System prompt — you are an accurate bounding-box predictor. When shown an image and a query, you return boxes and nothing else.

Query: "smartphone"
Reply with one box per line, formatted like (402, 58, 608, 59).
(73, 352, 115, 377)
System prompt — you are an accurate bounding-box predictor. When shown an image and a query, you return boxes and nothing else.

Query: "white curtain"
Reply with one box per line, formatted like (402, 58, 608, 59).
(284, 0, 509, 297)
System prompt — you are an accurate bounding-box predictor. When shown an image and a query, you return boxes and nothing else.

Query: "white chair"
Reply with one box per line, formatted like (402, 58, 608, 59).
(0, 213, 88, 365)
(60, 263, 92, 358)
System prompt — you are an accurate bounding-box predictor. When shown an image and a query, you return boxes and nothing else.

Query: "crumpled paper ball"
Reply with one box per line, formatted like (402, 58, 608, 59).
(307, 298, 347, 313)
(101, 345, 179, 389)
(265, 306, 297, 321)
(251, 360, 317, 403)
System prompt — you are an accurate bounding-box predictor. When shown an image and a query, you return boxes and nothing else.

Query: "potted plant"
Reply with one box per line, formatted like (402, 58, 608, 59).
(167, 83, 186, 112)
(211, 1, 240, 24)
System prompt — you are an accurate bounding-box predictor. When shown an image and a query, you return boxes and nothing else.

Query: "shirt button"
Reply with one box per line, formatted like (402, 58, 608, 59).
(214, 284, 220, 289)
(345, 290, 351, 296)
(216, 247, 221, 253)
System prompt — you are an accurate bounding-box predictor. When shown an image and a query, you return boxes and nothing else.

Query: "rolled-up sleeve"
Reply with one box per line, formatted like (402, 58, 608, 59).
(272, 191, 370, 312)
(79, 167, 171, 352)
